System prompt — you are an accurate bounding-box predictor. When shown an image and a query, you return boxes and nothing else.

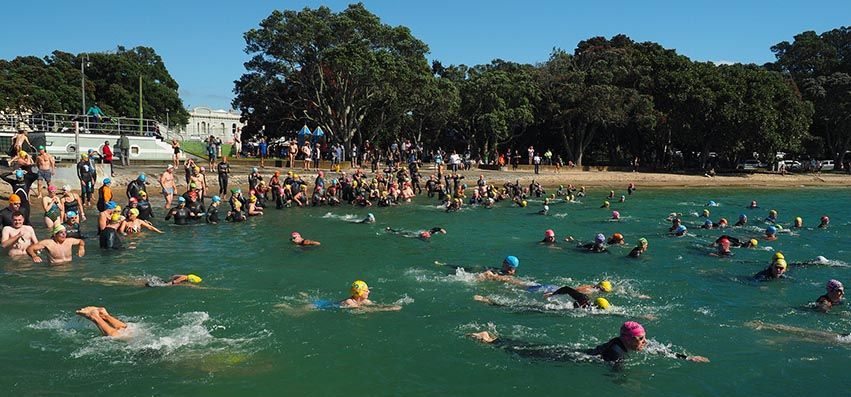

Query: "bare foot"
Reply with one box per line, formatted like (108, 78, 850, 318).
(97, 307, 110, 317)
(75, 306, 99, 318)
(468, 331, 498, 343)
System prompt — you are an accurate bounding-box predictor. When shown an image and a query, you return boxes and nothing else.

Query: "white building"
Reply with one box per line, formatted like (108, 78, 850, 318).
(173, 107, 245, 142)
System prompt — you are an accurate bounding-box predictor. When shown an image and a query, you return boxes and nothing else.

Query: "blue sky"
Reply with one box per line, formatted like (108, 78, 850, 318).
(1, 1, 848, 110)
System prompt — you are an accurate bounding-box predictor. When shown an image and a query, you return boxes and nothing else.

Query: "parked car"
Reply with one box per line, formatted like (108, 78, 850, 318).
(736, 159, 766, 170)
(820, 159, 835, 171)
(779, 160, 801, 171)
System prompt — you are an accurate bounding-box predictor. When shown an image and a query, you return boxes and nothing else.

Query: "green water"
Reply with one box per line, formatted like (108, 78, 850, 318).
(2, 188, 850, 396)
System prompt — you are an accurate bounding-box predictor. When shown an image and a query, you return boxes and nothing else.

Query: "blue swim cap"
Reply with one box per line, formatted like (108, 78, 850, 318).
(504, 255, 520, 268)
(595, 233, 605, 243)
(138, 173, 146, 182)
(106, 201, 117, 210)
(66, 211, 77, 218)
(178, 196, 186, 203)
(767, 226, 777, 234)
(708, 200, 716, 206)
(704, 219, 713, 225)
(676, 225, 687, 233)
(14, 169, 24, 178)
(368, 213, 374, 218)
(252, 167, 258, 173)
(739, 213, 747, 220)
(103, 178, 111, 185)
(212, 195, 221, 203)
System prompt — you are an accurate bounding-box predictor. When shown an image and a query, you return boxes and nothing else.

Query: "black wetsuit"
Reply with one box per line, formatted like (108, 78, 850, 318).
(628, 247, 644, 258)
(753, 268, 785, 281)
(2, 171, 37, 224)
(217, 162, 230, 195)
(137, 199, 153, 221)
(489, 336, 627, 363)
(76, 162, 95, 205)
(248, 173, 261, 192)
(99, 227, 123, 249)
(206, 205, 220, 223)
(63, 198, 80, 218)
(581, 242, 608, 253)
(548, 286, 592, 308)
(165, 206, 191, 225)
(126, 180, 146, 201)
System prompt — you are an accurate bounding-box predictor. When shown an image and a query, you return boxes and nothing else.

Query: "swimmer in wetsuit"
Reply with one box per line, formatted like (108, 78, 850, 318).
(359, 213, 376, 224)
(164, 197, 193, 225)
(764, 225, 778, 241)
(99, 212, 124, 249)
(579, 233, 608, 252)
(815, 279, 844, 313)
(206, 196, 222, 224)
(710, 237, 733, 257)
(541, 229, 556, 245)
(818, 216, 830, 229)
(734, 214, 748, 227)
(628, 238, 648, 258)
(607, 233, 625, 245)
(753, 256, 787, 281)
(145, 274, 202, 287)
(291, 231, 320, 246)
(468, 321, 708, 365)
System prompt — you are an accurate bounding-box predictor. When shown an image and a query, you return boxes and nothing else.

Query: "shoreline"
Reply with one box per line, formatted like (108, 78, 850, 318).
(2, 162, 849, 200)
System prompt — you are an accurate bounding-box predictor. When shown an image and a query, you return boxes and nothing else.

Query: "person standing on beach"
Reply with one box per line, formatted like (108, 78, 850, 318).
(117, 132, 130, 167)
(35, 146, 55, 198)
(158, 165, 177, 209)
(101, 141, 115, 177)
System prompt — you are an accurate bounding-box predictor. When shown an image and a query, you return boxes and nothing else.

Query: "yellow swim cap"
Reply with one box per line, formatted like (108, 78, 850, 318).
(351, 280, 369, 298)
(129, 208, 140, 217)
(750, 239, 758, 247)
(774, 252, 785, 260)
(598, 280, 613, 292)
(110, 212, 121, 222)
(595, 297, 611, 310)
(521, 200, 527, 207)
(186, 274, 202, 284)
(795, 217, 802, 223)
(774, 258, 787, 269)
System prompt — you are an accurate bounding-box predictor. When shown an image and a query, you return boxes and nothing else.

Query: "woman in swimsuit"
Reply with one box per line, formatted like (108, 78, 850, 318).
(41, 185, 64, 230)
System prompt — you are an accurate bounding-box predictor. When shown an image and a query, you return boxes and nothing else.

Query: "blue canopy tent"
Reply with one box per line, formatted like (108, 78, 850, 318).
(297, 125, 311, 147)
(311, 126, 325, 144)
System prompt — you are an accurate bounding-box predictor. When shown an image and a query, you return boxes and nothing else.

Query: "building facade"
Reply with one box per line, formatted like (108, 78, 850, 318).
(173, 107, 245, 142)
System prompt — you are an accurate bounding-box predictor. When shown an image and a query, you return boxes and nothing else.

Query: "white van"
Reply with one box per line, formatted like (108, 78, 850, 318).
(820, 160, 835, 171)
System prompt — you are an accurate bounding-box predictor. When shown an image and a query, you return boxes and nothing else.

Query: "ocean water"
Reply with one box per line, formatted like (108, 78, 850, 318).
(2, 188, 850, 396)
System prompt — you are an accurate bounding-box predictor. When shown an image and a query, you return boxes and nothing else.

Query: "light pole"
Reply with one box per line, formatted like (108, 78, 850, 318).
(165, 108, 170, 137)
(80, 53, 90, 115)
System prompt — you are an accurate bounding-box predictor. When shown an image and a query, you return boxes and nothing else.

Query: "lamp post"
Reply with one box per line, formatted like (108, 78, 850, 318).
(80, 53, 89, 115)
(165, 108, 170, 137)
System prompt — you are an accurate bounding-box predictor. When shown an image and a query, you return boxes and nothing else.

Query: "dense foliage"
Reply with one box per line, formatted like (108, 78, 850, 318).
(0, 46, 188, 126)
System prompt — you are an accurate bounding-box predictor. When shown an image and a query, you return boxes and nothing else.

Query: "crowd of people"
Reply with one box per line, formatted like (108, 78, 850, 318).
(1, 143, 846, 368)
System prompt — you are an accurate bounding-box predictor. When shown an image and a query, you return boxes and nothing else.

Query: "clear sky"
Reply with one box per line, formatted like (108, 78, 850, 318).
(1, 0, 848, 110)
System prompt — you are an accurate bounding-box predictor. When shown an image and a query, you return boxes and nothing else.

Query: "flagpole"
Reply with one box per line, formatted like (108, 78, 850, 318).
(138, 75, 143, 134)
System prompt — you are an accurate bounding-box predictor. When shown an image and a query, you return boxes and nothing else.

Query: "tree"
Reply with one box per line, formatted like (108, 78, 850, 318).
(234, 3, 432, 147)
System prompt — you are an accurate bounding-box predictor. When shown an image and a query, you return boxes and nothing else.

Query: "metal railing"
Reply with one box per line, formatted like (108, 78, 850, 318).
(0, 112, 164, 137)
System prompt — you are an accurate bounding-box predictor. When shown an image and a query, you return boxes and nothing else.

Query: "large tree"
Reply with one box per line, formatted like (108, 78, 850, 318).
(234, 3, 432, 146)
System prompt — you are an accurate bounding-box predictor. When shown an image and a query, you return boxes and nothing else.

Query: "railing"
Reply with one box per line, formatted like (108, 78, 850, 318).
(0, 112, 164, 137)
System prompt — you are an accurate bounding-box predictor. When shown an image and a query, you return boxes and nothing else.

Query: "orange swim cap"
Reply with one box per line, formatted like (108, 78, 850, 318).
(9, 194, 21, 204)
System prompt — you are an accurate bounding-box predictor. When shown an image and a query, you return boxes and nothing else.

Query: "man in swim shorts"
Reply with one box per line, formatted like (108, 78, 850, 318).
(35, 145, 55, 198)
(26, 224, 85, 264)
(1, 211, 38, 256)
(158, 165, 177, 209)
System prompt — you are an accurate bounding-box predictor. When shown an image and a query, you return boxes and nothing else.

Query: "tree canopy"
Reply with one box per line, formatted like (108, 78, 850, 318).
(0, 46, 188, 126)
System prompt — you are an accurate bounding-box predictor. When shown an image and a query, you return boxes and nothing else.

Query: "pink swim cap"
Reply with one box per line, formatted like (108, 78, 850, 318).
(612, 211, 620, 219)
(545, 229, 555, 237)
(291, 232, 301, 238)
(620, 321, 645, 338)
(420, 231, 431, 238)
(821, 216, 830, 222)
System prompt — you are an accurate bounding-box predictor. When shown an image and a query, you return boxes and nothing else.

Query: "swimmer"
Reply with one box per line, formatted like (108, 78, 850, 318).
(543, 280, 613, 299)
(766, 209, 778, 223)
(669, 217, 682, 232)
(818, 216, 829, 229)
(474, 290, 610, 312)
(601, 200, 610, 209)
(541, 229, 556, 245)
(815, 279, 844, 312)
(538, 204, 549, 215)
(339, 280, 402, 311)
(710, 237, 733, 257)
(164, 196, 195, 225)
(734, 214, 748, 226)
(608, 233, 625, 245)
(701, 219, 714, 229)
(753, 256, 787, 281)
(2, 211, 38, 256)
(476, 256, 527, 286)
(607, 190, 615, 199)
(701, 209, 710, 218)
(26, 224, 85, 264)
(359, 213, 376, 224)
(120, 208, 164, 234)
(578, 233, 607, 253)
(75, 306, 128, 337)
(628, 238, 649, 258)
(793, 217, 803, 228)
(468, 321, 708, 364)
(100, 212, 124, 249)
(611, 211, 620, 221)
(145, 274, 203, 287)
(764, 225, 778, 241)
(627, 182, 636, 195)
(748, 200, 759, 209)
(291, 231, 320, 246)
(717, 218, 728, 228)
(706, 200, 718, 207)
(673, 224, 688, 237)
(745, 321, 851, 344)
(618, 195, 625, 203)
(206, 196, 222, 224)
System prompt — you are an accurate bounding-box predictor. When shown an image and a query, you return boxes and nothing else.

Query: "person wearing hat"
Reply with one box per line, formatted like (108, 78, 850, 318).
(468, 321, 709, 364)
(126, 174, 147, 202)
(816, 279, 845, 312)
(216, 156, 230, 196)
(290, 231, 320, 246)
(248, 167, 262, 192)
(476, 255, 527, 286)
(35, 145, 55, 198)
(76, 154, 96, 207)
(136, 191, 154, 221)
(2, 210, 38, 257)
(62, 210, 84, 239)
(25, 223, 86, 264)
(753, 255, 788, 281)
(165, 196, 192, 225)
(96, 178, 113, 212)
(145, 274, 203, 287)
(158, 165, 177, 209)
(628, 238, 649, 258)
(3, 169, 38, 225)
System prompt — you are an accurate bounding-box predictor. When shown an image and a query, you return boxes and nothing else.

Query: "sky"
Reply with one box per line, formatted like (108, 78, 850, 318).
(1, 0, 849, 110)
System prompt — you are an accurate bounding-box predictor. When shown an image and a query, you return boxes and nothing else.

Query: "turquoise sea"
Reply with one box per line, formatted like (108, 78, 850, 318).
(2, 188, 850, 396)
